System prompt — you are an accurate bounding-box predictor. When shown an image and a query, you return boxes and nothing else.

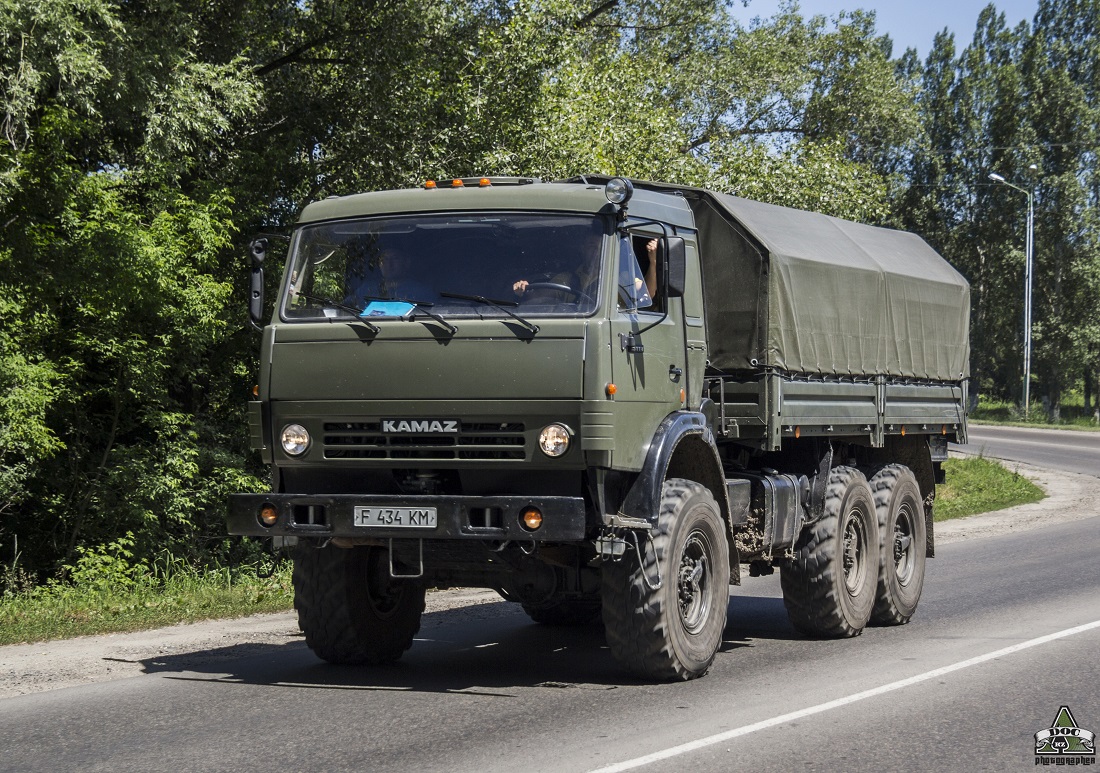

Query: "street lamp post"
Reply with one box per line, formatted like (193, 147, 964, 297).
(989, 167, 1037, 418)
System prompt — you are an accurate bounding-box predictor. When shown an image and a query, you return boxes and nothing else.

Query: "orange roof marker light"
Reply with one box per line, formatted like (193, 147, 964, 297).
(424, 180, 437, 189)
(479, 178, 492, 187)
(452, 178, 465, 188)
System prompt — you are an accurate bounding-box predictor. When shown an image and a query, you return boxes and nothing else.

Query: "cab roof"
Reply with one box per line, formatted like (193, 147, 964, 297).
(296, 178, 695, 230)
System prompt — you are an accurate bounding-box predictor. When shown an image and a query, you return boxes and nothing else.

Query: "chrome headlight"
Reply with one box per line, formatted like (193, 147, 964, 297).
(604, 177, 634, 205)
(280, 423, 311, 456)
(538, 423, 572, 457)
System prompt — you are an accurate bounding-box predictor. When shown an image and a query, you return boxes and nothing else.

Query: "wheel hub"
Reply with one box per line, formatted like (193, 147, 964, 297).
(842, 510, 868, 594)
(893, 503, 916, 586)
(677, 533, 711, 634)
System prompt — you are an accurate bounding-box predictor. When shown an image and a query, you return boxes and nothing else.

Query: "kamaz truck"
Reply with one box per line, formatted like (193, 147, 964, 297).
(229, 176, 969, 681)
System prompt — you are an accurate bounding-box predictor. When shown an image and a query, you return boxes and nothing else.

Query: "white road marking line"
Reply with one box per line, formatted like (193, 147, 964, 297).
(588, 619, 1100, 773)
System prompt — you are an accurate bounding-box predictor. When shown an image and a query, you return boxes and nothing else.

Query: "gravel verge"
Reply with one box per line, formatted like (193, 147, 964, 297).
(3, 458, 1097, 700)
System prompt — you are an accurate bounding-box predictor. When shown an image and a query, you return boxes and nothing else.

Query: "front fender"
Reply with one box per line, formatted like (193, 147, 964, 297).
(619, 411, 726, 526)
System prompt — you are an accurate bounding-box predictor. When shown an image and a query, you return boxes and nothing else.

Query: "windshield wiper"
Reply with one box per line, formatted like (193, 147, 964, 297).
(293, 293, 379, 333)
(439, 292, 540, 334)
(358, 295, 458, 336)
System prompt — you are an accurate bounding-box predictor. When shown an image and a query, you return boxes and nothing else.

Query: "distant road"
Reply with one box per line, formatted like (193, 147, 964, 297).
(953, 424, 1100, 478)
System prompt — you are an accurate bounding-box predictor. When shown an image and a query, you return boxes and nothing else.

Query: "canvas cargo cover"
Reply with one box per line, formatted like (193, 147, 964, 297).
(680, 190, 970, 381)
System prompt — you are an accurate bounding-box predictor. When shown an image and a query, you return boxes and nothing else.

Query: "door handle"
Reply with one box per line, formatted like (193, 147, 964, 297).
(669, 365, 682, 383)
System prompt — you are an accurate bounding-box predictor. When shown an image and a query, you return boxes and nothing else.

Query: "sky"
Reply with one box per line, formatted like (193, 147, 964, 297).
(731, 1, 1040, 60)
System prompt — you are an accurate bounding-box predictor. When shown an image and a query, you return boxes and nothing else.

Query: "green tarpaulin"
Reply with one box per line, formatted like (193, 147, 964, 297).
(680, 190, 970, 382)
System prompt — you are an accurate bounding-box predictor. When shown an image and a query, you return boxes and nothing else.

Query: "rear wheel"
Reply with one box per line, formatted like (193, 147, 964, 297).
(601, 478, 729, 681)
(869, 465, 926, 625)
(293, 543, 425, 665)
(781, 466, 878, 637)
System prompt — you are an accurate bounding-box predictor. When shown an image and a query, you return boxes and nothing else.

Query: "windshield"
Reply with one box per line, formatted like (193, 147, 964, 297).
(281, 213, 608, 321)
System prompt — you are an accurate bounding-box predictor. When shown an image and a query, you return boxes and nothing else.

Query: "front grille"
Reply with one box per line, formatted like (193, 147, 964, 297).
(323, 421, 526, 460)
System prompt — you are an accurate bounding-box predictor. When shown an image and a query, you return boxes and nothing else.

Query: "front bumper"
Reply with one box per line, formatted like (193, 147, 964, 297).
(229, 493, 588, 541)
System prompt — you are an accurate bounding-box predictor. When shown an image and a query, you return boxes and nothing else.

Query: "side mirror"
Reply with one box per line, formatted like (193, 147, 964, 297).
(248, 238, 267, 331)
(249, 238, 268, 268)
(666, 237, 686, 298)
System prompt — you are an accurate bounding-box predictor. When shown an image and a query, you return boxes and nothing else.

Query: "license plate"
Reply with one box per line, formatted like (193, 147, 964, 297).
(353, 506, 437, 528)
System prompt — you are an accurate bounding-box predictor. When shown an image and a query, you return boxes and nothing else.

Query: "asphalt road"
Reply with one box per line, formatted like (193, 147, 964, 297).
(956, 424, 1100, 477)
(3, 513, 1099, 773)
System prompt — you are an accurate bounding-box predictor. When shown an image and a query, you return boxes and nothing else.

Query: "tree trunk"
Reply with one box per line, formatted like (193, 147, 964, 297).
(1085, 368, 1093, 414)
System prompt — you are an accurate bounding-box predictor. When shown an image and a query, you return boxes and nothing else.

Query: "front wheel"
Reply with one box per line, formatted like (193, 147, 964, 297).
(780, 466, 878, 638)
(601, 478, 730, 681)
(293, 543, 425, 665)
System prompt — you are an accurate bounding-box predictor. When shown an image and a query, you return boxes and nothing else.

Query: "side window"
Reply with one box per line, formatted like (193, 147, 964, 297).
(616, 234, 652, 311)
(626, 233, 664, 313)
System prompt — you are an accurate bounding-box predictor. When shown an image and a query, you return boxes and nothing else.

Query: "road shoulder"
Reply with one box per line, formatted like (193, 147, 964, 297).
(936, 455, 1099, 544)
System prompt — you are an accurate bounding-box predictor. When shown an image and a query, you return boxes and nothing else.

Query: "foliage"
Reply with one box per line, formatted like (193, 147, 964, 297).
(0, 0, 267, 580)
(935, 456, 1046, 521)
(899, 1, 1100, 413)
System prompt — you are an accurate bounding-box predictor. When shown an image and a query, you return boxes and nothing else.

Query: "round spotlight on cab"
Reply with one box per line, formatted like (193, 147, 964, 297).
(280, 423, 311, 456)
(538, 423, 572, 457)
(604, 177, 634, 205)
(258, 503, 279, 527)
(520, 506, 543, 531)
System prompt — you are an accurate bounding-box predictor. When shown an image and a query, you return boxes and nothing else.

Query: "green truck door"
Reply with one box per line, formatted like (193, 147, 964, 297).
(608, 246, 688, 472)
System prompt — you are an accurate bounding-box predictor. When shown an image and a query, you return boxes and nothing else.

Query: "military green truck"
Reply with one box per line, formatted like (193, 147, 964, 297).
(229, 176, 969, 681)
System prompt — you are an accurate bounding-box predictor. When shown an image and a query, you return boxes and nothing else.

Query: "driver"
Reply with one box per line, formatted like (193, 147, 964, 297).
(512, 224, 604, 302)
(512, 231, 658, 306)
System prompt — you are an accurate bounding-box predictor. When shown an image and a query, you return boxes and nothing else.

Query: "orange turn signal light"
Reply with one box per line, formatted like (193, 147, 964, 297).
(606, 383, 617, 397)
(259, 504, 279, 527)
(521, 507, 543, 531)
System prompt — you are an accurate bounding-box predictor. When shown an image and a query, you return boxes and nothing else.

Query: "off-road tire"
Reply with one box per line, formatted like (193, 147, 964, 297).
(868, 464, 926, 625)
(293, 543, 425, 665)
(601, 478, 729, 681)
(522, 596, 603, 626)
(781, 466, 878, 638)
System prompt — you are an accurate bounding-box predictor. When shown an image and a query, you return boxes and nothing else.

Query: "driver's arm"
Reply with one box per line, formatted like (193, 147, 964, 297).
(644, 239, 658, 297)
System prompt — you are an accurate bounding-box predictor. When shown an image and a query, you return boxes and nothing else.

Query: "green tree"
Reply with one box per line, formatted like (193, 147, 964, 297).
(1023, 0, 1100, 418)
(0, 0, 265, 576)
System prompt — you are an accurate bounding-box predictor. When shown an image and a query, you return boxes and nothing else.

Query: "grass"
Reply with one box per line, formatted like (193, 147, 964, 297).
(0, 561, 293, 647)
(0, 455, 1046, 646)
(970, 397, 1100, 430)
(935, 456, 1045, 521)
